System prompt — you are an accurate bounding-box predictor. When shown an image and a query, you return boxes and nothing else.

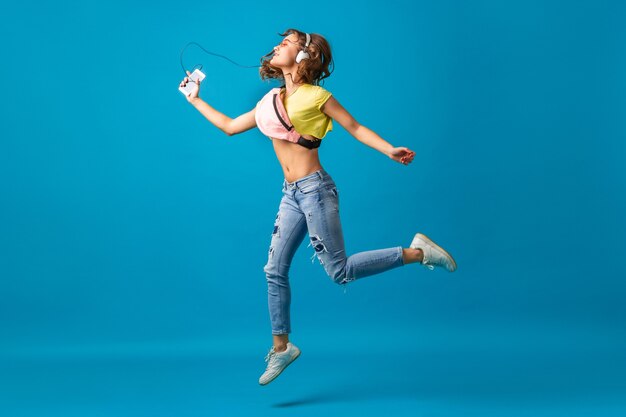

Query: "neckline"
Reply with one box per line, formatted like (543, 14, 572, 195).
(281, 84, 307, 99)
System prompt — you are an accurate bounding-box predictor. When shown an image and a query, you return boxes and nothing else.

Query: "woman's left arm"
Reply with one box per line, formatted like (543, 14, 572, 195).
(322, 96, 415, 165)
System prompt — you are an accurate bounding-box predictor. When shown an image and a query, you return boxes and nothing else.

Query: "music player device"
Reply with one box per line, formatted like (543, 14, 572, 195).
(179, 69, 206, 97)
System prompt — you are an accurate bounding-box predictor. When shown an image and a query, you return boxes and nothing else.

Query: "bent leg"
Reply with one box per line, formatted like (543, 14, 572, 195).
(303, 185, 404, 287)
(263, 194, 308, 335)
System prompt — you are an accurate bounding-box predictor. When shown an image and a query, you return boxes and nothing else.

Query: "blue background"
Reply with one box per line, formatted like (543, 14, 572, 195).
(1, 0, 625, 416)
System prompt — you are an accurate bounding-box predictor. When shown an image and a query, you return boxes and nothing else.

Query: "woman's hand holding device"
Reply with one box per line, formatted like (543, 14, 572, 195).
(179, 69, 206, 103)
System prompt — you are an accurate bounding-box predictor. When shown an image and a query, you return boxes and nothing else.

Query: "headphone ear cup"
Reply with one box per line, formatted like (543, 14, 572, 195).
(296, 50, 309, 64)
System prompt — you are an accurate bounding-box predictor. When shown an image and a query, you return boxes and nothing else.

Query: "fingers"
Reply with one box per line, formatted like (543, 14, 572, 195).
(399, 150, 415, 165)
(179, 75, 201, 88)
(180, 71, 191, 87)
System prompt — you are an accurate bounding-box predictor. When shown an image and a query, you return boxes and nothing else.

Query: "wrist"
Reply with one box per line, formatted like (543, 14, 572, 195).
(189, 96, 201, 105)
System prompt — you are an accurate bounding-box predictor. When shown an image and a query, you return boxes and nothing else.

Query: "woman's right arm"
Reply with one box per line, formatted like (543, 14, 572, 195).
(189, 98, 257, 136)
(179, 71, 256, 136)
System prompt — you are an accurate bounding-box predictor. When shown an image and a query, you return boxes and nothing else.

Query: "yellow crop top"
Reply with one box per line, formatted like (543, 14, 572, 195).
(281, 84, 333, 139)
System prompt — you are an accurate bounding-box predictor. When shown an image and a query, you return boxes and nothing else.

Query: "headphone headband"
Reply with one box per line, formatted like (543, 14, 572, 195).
(296, 32, 311, 64)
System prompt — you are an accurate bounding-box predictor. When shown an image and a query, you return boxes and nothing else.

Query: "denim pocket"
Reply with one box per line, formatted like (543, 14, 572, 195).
(331, 186, 339, 203)
(298, 179, 322, 194)
(321, 184, 339, 211)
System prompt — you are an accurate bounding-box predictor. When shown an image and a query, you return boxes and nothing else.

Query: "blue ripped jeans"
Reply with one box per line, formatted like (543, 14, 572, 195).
(263, 168, 405, 335)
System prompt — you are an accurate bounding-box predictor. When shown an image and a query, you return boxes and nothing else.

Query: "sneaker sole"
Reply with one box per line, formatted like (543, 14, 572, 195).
(415, 233, 457, 272)
(259, 349, 301, 385)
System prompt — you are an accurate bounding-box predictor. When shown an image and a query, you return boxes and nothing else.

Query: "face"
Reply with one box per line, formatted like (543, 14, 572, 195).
(270, 33, 301, 67)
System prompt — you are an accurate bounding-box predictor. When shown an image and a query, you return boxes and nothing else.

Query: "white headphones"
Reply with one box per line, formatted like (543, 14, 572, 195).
(295, 32, 311, 64)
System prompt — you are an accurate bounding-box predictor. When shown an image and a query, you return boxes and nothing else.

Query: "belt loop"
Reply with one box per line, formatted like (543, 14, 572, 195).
(316, 170, 323, 180)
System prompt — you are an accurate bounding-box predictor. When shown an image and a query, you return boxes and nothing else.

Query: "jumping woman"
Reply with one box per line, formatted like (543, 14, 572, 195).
(179, 28, 457, 386)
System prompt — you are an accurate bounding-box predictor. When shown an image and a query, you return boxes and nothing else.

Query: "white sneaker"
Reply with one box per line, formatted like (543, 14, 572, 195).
(258, 342, 301, 385)
(410, 232, 457, 272)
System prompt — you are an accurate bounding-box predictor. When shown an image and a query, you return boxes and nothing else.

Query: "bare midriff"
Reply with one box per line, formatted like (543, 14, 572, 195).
(271, 135, 323, 183)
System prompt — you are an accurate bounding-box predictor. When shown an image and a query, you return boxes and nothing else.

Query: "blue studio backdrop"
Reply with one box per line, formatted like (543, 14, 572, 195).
(1, 0, 625, 416)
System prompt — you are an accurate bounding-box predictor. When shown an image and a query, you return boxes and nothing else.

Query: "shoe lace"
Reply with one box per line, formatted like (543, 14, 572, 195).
(421, 251, 435, 270)
(264, 347, 277, 368)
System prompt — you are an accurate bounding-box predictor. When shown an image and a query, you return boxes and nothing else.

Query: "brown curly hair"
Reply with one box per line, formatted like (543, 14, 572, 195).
(259, 28, 334, 87)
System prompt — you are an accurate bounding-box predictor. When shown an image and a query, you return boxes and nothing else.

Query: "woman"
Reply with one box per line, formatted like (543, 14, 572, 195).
(179, 28, 457, 386)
